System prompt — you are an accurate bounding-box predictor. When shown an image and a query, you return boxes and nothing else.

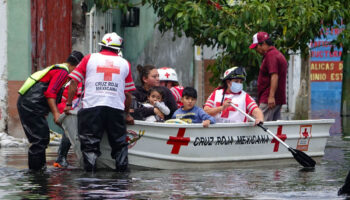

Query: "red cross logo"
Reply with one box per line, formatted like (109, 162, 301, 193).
(96, 60, 120, 81)
(216, 100, 236, 118)
(167, 128, 190, 154)
(106, 37, 112, 43)
(271, 125, 287, 152)
(302, 128, 309, 138)
(165, 72, 170, 78)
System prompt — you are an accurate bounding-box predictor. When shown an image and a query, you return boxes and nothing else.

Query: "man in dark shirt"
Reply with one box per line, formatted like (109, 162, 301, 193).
(249, 32, 287, 121)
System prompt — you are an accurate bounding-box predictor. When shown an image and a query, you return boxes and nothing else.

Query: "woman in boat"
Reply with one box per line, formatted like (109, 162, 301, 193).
(131, 65, 177, 121)
(203, 66, 264, 125)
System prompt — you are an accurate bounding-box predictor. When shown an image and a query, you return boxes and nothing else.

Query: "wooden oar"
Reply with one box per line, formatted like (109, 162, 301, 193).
(230, 102, 316, 168)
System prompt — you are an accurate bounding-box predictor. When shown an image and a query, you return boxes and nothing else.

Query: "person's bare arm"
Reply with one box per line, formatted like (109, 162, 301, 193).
(268, 73, 278, 109)
(154, 108, 165, 120)
(202, 120, 210, 128)
(64, 79, 78, 114)
(154, 101, 170, 115)
(204, 99, 231, 116)
(252, 107, 264, 125)
(124, 92, 134, 125)
(47, 98, 60, 125)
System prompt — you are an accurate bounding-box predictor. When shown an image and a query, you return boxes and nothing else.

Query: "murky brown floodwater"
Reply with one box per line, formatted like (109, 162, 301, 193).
(0, 132, 350, 199)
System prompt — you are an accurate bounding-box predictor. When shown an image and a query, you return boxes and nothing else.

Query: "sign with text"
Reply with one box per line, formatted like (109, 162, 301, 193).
(310, 61, 343, 82)
(310, 23, 344, 134)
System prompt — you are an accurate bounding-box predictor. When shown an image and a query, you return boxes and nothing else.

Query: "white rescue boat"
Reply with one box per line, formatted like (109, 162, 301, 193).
(60, 112, 334, 169)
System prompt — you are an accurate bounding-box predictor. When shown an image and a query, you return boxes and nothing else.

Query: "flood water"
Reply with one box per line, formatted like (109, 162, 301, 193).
(1, 133, 350, 199)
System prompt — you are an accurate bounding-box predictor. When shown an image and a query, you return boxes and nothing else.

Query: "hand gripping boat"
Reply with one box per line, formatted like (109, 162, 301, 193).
(59, 111, 334, 169)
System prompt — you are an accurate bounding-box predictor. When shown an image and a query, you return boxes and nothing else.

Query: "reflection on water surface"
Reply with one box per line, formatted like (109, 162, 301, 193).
(0, 134, 349, 199)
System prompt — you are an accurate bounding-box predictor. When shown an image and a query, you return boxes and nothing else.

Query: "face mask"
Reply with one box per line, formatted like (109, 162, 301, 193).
(230, 82, 243, 93)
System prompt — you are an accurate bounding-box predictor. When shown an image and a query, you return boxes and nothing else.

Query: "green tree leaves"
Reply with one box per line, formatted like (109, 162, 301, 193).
(96, 0, 350, 84)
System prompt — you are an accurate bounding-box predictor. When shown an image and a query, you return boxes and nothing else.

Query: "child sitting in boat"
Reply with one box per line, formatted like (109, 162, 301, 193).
(172, 87, 215, 127)
(142, 86, 170, 122)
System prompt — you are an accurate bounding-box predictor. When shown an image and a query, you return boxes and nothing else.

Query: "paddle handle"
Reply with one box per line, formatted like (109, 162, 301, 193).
(229, 102, 292, 149)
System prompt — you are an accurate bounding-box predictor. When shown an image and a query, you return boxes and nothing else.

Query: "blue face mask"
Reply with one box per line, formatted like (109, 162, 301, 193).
(230, 82, 243, 93)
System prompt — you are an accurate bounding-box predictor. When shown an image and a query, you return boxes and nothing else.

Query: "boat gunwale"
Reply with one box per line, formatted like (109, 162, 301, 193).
(133, 119, 335, 128)
(64, 112, 334, 128)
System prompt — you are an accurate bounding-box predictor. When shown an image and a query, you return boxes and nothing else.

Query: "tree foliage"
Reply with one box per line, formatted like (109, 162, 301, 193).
(95, 0, 350, 84)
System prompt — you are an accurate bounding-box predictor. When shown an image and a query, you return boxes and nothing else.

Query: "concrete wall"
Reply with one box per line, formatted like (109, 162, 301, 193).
(0, 0, 8, 133)
(79, 2, 194, 87)
(72, 0, 87, 52)
(7, 0, 31, 137)
(121, 3, 194, 87)
(7, 1, 31, 81)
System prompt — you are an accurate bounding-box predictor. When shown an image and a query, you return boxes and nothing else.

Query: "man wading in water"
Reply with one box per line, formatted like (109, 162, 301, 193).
(64, 32, 135, 172)
(17, 51, 84, 171)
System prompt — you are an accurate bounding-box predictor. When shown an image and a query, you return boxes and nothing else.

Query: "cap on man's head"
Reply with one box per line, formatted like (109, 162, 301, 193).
(249, 32, 269, 49)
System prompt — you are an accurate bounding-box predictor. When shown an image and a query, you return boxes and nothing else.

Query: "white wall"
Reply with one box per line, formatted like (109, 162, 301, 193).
(203, 45, 221, 60)
(287, 54, 302, 116)
(0, 0, 8, 133)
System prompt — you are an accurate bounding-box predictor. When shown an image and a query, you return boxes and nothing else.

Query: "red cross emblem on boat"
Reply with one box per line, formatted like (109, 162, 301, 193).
(302, 128, 309, 138)
(96, 60, 120, 81)
(296, 125, 312, 151)
(167, 128, 190, 154)
(271, 125, 287, 152)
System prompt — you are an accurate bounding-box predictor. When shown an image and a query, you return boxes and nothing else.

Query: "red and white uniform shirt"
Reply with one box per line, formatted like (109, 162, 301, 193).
(57, 81, 84, 113)
(170, 85, 184, 108)
(69, 50, 135, 110)
(204, 88, 258, 123)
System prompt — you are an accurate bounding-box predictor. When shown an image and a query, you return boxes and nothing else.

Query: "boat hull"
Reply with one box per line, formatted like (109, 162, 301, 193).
(61, 113, 333, 169)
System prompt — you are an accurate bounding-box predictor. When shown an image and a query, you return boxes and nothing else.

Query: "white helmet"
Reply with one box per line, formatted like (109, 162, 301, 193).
(98, 32, 123, 50)
(158, 67, 178, 82)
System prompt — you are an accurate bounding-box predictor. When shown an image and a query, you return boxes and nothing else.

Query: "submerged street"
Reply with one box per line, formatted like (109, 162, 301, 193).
(0, 131, 349, 199)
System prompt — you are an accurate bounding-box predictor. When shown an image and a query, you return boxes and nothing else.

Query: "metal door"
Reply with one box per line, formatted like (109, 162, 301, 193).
(31, 0, 72, 71)
(85, 5, 113, 53)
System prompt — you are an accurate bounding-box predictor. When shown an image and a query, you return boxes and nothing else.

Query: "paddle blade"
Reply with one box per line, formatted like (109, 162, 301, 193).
(289, 148, 316, 168)
(338, 170, 350, 196)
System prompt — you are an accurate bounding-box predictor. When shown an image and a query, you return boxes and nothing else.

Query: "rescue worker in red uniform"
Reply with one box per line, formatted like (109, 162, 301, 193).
(204, 66, 264, 125)
(17, 51, 84, 170)
(158, 67, 184, 108)
(64, 32, 136, 172)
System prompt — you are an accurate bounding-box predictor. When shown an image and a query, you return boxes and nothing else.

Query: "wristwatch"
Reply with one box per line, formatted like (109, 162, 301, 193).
(66, 103, 72, 106)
